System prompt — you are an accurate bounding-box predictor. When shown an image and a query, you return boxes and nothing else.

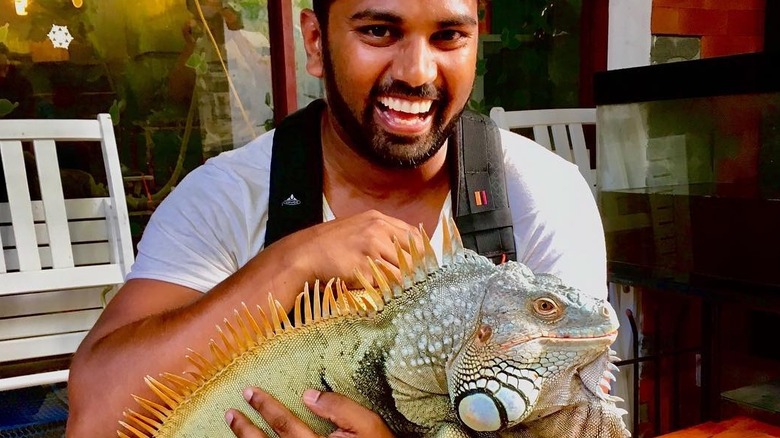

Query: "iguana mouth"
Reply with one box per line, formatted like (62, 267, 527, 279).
(500, 330, 618, 349)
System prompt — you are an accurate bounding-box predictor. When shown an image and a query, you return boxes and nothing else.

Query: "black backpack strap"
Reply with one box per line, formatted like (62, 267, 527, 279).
(265, 99, 327, 248)
(449, 110, 516, 264)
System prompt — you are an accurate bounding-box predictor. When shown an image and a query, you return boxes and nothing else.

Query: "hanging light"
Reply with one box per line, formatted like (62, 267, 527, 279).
(72, 0, 82, 8)
(15, 0, 29, 16)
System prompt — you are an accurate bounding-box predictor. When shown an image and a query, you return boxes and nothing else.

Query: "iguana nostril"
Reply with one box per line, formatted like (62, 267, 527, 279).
(477, 324, 493, 343)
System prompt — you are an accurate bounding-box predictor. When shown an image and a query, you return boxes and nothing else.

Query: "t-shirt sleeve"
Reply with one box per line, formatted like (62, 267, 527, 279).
(125, 162, 247, 293)
(501, 130, 608, 299)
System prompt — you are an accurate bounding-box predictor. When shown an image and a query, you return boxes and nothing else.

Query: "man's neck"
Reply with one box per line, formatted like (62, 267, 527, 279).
(320, 109, 451, 232)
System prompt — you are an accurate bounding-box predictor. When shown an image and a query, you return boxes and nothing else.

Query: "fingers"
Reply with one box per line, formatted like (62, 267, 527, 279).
(232, 387, 320, 438)
(303, 390, 395, 438)
(226, 409, 269, 438)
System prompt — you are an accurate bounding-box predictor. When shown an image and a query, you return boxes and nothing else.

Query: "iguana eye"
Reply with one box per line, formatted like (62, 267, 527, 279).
(533, 298, 561, 320)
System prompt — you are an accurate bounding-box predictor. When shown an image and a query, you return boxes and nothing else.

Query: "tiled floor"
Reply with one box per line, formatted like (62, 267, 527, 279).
(0, 384, 67, 438)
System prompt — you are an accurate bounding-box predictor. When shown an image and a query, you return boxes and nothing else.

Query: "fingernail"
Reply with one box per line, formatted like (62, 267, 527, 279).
(225, 410, 234, 425)
(243, 387, 254, 402)
(303, 389, 321, 404)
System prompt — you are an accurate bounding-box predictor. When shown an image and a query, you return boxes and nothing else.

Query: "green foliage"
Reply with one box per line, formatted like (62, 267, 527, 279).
(0, 99, 19, 118)
(186, 52, 209, 75)
(479, 0, 582, 112)
(109, 99, 126, 125)
(0, 23, 8, 44)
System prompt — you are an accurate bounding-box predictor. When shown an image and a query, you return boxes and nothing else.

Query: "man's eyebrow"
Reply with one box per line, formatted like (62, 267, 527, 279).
(438, 14, 478, 28)
(350, 9, 403, 24)
(349, 10, 478, 27)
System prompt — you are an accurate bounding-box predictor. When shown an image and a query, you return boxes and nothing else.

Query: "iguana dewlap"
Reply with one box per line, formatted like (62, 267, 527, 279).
(118, 219, 629, 437)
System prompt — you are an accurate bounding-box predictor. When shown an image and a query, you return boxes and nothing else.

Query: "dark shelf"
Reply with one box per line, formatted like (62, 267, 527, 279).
(594, 52, 780, 105)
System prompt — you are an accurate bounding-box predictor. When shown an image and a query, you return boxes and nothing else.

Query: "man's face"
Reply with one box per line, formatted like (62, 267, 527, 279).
(319, 0, 478, 168)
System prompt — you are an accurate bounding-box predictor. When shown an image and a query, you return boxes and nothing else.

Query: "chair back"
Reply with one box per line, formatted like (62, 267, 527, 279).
(0, 114, 133, 391)
(489, 107, 598, 196)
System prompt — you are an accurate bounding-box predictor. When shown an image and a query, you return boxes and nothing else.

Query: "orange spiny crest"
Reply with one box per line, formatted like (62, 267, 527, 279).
(274, 298, 294, 331)
(122, 409, 159, 435)
(118, 420, 151, 438)
(209, 340, 231, 368)
(185, 348, 216, 379)
(241, 302, 266, 343)
(131, 394, 171, 421)
(161, 372, 197, 396)
(294, 292, 304, 327)
(125, 408, 162, 429)
(215, 325, 237, 359)
(303, 283, 314, 324)
(321, 279, 336, 319)
(144, 376, 182, 408)
(224, 316, 248, 353)
(255, 305, 275, 339)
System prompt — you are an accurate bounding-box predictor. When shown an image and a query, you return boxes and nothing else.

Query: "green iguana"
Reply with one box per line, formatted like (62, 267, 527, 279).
(118, 219, 628, 437)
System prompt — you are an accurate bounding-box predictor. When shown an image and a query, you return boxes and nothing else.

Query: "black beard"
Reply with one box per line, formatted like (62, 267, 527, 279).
(322, 44, 462, 169)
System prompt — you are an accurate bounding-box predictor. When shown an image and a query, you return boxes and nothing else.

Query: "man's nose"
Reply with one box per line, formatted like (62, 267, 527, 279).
(391, 37, 437, 88)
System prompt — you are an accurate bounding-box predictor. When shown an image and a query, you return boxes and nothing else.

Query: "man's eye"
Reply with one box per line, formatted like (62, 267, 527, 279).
(432, 30, 465, 42)
(361, 26, 393, 38)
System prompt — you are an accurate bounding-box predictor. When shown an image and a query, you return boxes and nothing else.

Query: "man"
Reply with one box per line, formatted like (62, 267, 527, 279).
(66, 0, 605, 436)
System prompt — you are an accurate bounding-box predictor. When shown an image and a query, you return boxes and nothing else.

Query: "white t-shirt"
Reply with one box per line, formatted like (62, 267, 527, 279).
(127, 128, 607, 299)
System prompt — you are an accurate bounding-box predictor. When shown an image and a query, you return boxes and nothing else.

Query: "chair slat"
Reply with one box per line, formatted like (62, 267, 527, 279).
(0, 287, 108, 318)
(0, 309, 103, 341)
(0, 140, 41, 271)
(0, 214, 5, 274)
(532, 126, 552, 150)
(0, 119, 102, 141)
(1, 219, 109, 247)
(551, 125, 573, 162)
(0, 264, 123, 296)
(32, 140, 75, 269)
(0, 370, 70, 392)
(3, 241, 111, 271)
(99, 114, 134, 276)
(569, 124, 596, 190)
(0, 331, 87, 362)
(0, 197, 108, 223)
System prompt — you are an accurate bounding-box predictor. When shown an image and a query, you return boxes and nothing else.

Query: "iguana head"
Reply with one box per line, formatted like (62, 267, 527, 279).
(446, 260, 619, 433)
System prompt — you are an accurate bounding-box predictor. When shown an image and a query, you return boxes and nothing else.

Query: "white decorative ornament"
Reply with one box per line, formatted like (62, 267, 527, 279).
(47, 24, 74, 49)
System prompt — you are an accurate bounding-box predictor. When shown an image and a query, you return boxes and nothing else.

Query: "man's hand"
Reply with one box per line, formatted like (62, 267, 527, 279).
(268, 210, 425, 290)
(226, 387, 395, 438)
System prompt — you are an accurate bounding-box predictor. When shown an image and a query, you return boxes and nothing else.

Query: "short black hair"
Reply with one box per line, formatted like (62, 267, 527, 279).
(312, 0, 331, 32)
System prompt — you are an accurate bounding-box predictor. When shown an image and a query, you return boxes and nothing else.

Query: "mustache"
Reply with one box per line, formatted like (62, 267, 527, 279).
(373, 80, 442, 101)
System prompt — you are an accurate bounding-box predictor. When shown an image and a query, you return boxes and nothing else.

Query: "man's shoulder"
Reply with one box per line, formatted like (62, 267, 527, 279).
(206, 129, 276, 173)
(159, 130, 277, 209)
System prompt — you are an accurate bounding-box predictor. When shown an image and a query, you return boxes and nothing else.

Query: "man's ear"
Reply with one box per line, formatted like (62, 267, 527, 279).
(301, 9, 324, 78)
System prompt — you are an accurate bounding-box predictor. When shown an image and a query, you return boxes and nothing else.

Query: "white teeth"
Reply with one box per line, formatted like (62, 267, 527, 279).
(379, 97, 433, 114)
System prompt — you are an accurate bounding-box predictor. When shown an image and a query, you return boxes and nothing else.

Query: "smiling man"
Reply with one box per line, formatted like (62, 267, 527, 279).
(66, 0, 606, 437)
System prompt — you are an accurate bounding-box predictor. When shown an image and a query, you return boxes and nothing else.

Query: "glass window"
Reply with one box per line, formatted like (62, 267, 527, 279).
(1, 0, 276, 239)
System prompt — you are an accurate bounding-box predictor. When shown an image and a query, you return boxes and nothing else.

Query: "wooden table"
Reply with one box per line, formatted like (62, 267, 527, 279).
(658, 416, 780, 437)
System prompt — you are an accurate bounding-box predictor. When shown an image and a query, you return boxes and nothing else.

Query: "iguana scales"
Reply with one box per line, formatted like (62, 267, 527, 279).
(118, 219, 629, 437)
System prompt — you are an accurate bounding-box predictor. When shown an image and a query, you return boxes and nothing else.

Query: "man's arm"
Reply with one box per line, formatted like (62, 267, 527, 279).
(66, 211, 421, 437)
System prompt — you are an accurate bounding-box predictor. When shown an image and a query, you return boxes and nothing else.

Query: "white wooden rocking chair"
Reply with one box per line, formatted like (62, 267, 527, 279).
(0, 114, 134, 391)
